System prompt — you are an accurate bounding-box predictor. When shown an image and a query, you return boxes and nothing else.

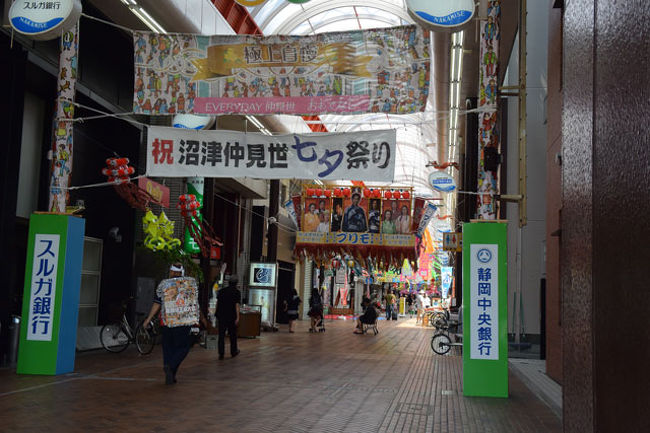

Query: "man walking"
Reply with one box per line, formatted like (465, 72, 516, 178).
(143, 263, 199, 385)
(216, 275, 241, 360)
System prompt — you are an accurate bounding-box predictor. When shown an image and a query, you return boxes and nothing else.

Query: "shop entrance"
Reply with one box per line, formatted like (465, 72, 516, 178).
(275, 261, 295, 324)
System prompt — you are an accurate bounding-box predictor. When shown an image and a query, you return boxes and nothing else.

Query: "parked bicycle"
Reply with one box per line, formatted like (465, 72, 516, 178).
(100, 297, 159, 354)
(430, 304, 463, 355)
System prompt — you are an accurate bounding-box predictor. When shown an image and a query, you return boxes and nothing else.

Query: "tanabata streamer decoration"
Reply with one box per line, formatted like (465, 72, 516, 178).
(142, 210, 181, 251)
(178, 194, 223, 257)
(102, 157, 157, 210)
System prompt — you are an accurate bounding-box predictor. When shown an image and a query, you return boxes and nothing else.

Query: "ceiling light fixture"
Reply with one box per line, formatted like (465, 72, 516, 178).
(120, 0, 166, 34)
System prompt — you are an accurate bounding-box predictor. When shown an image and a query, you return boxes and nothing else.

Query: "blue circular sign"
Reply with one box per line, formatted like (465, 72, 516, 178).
(476, 248, 492, 263)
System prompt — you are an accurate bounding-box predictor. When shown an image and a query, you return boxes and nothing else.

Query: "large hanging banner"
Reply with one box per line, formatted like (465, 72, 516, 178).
(146, 126, 396, 181)
(133, 25, 430, 115)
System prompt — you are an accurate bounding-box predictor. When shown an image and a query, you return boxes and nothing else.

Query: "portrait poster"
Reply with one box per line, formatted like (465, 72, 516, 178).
(330, 198, 344, 232)
(394, 200, 413, 234)
(133, 26, 430, 116)
(156, 277, 200, 327)
(367, 198, 382, 233)
(411, 197, 425, 232)
(341, 190, 369, 233)
(303, 197, 331, 233)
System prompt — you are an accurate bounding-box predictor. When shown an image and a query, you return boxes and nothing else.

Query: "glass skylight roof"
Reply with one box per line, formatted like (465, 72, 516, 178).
(247, 0, 439, 196)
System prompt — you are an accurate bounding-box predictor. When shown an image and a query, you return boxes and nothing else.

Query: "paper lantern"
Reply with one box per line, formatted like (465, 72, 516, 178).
(333, 188, 342, 197)
(372, 189, 381, 198)
(402, 191, 411, 199)
(316, 188, 323, 197)
(343, 188, 351, 197)
(306, 188, 315, 196)
(384, 190, 392, 199)
(363, 188, 371, 198)
(324, 190, 332, 198)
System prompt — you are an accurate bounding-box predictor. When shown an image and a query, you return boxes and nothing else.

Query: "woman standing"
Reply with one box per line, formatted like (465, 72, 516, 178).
(284, 289, 302, 333)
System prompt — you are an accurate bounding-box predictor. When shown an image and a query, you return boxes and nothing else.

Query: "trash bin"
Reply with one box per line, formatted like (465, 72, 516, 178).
(8, 315, 20, 367)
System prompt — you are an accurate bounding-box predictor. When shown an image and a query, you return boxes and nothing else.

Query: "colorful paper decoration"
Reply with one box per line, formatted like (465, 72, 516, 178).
(142, 210, 181, 252)
(177, 195, 223, 257)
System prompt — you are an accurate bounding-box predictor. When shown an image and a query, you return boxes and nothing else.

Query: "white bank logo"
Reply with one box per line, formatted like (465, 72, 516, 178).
(406, 0, 475, 30)
(476, 248, 492, 263)
(428, 171, 457, 192)
(9, 0, 82, 41)
(254, 267, 272, 284)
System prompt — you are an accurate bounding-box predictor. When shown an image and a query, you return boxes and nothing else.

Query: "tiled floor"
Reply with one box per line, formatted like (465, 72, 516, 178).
(0, 318, 561, 433)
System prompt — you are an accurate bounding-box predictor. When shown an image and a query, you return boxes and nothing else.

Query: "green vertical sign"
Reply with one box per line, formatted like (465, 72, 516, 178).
(462, 222, 508, 397)
(17, 214, 85, 375)
(184, 177, 204, 254)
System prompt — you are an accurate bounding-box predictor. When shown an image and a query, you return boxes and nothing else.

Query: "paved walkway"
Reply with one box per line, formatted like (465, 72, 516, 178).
(0, 319, 561, 433)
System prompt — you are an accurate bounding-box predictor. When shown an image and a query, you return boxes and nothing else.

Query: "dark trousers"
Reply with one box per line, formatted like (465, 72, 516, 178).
(218, 319, 238, 356)
(161, 326, 191, 374)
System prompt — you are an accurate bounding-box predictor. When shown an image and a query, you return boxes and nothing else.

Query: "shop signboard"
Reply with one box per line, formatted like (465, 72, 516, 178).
(9, 0, 82, 41)
(133, 25, 429, 116)
(441, 266, 453, 298)
(147, 126, 396, 182)
(17, 214, 85, 375)
(406, 0, 475, 31)
(249, 262, 277, 288)
(138, 177, 170, 208)
(184, 177, 204, 254)
(296, 232, 415, 248)
(443, 231, 463, 252)
(428, 170, 457, 193)
(462, 222, 507, 397)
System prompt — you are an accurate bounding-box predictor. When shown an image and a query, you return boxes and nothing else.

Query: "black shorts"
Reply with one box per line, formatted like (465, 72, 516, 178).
(288, 313, 299, 320)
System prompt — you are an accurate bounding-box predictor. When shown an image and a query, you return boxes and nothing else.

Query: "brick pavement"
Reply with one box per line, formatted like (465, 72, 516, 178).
(0, 319, 561, 433)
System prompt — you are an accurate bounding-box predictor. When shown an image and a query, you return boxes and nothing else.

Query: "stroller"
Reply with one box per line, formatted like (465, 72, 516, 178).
(309, 306, 326, 333)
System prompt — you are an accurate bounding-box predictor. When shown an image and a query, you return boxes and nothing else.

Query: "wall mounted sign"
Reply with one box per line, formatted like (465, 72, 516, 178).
(249, 263, 278, 288)
(428, 170, 457, 192)
(146, 126, 396, 182)
(406, 0, 475, 31)
(9, 0, 82, 41)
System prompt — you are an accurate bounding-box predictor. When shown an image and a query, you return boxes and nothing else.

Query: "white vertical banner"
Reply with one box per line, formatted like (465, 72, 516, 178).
(470, 243, 498, 360)
(27, 234, 60, 341)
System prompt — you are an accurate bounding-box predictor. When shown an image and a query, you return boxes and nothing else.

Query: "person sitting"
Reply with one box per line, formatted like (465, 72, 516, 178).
(354, 296, 378, 334)
(308, 289, 324, 332)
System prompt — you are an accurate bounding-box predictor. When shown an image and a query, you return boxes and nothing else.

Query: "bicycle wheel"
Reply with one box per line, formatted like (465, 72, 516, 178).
(135, 323, 155, 355)
(431, 333, 451, 355)
(100, 323, 130, 353)
(431, 312, 448, 329)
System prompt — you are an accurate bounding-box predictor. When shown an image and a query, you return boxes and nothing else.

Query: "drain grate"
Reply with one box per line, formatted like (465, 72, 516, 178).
(396, 402, 433, 415)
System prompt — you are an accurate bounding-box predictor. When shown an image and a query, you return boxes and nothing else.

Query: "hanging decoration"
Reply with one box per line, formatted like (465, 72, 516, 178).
(133, 25, 429, 116)
(49, 23, 79, 213)
(477, 0, 501, 219)
(178, 194, 223, 258)
(295, 184, 417, 265)
(101, 157, 157, 210)
(142, 210, 181, 252)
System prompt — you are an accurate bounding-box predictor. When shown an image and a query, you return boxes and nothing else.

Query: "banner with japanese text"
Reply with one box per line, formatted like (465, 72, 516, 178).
(18, 214, 85, 375)
(133, 25, 430, 115)
(296, 231, 414, 248)
(462, 222, 507, 398)
(146, 126, 396, 181)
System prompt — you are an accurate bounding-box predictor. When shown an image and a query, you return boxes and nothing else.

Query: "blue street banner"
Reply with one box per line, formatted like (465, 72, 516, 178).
(146, 126, 396, 182)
